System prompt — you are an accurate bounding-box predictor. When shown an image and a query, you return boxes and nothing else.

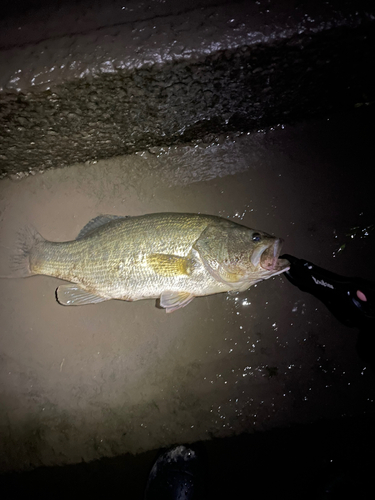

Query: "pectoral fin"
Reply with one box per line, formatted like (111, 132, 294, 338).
(56, 284, 109, 306)
(160, 291, 195, 313)
(147, 254, 193, 277)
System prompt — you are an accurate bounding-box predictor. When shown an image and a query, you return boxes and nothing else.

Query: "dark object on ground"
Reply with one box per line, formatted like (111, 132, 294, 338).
(144, 444, 207, 500)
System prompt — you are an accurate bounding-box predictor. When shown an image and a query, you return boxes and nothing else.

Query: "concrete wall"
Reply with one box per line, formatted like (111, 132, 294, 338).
(1, 0, 374, 177)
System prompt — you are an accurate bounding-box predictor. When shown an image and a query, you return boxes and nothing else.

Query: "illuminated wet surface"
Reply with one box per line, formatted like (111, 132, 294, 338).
(0, 109, 374, 473)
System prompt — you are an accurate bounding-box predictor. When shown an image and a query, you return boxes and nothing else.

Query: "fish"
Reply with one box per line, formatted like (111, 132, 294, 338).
(10, 212, 290, 313)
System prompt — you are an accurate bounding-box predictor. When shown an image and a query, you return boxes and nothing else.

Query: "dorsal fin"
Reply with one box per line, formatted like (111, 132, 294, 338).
(76, 215, 129, 239)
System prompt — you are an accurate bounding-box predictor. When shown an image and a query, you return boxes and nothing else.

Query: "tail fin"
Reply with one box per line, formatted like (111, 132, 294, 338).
(2, 226, 44, 278)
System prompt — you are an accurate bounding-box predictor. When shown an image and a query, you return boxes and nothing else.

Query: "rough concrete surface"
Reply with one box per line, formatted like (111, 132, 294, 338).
(0, 107, 374, 474)
(1, 0, 375, 176)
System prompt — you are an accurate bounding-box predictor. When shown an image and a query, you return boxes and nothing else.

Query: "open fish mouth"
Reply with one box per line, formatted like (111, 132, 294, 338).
(259, 238, 289, 271)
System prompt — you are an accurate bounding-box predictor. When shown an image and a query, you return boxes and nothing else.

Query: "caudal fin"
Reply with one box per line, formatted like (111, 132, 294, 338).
(2, 226, 45, 278)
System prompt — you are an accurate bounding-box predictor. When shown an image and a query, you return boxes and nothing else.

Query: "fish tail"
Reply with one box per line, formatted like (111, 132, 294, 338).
(9, 226, 45, 278)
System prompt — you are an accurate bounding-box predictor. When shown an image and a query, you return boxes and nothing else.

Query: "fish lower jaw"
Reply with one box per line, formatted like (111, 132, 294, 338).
(259, 238, 284, 271)
(259, 257, 278, 271)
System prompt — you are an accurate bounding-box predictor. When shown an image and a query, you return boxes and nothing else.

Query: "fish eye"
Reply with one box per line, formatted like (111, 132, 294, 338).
(252, 232, 261, 242)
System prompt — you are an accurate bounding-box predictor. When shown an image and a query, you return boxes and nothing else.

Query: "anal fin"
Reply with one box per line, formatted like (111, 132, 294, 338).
(56, 284, 109, 306)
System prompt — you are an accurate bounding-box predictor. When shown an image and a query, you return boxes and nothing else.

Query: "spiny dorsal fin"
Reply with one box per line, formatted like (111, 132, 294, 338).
(76, 215, 130, 239)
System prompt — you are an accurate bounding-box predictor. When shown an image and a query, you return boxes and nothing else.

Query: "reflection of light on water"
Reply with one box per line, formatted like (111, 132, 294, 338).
(292, 301, 306, 314)
(332, 243, 346, 257)
(242, 365, 254, 377)
(333, 223, 374, 257)
(226, 204, 256, 221)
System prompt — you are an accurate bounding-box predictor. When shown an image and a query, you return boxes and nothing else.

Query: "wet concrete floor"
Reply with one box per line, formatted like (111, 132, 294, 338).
(0, 108, 374, 482)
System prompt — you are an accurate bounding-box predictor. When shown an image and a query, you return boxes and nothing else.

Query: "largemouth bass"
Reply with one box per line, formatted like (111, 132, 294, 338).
(12, 213, 290, 312)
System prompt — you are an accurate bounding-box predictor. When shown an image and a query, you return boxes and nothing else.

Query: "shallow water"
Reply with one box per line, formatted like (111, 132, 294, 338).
(0, 109, 374, 472)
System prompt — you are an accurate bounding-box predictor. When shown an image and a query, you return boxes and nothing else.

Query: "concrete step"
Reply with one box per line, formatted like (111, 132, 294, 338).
(1, 0, 374, 177)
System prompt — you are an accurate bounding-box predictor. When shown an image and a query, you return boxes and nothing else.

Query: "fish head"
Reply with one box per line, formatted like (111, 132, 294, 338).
(215, 227, 290, 288)
(195, 222, 290, 290)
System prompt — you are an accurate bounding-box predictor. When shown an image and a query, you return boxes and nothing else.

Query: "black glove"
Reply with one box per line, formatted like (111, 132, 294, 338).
(281, 254, 374, 330)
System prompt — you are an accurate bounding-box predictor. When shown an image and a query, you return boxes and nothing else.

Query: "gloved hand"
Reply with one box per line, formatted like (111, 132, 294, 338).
(281, 254, 374, 330)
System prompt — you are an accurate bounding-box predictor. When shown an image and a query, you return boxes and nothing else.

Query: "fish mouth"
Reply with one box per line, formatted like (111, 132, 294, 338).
(259, 239, 289, 272)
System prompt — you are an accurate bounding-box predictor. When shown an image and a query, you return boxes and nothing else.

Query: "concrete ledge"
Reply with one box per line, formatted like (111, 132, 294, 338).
(1, 0, 375, 176)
